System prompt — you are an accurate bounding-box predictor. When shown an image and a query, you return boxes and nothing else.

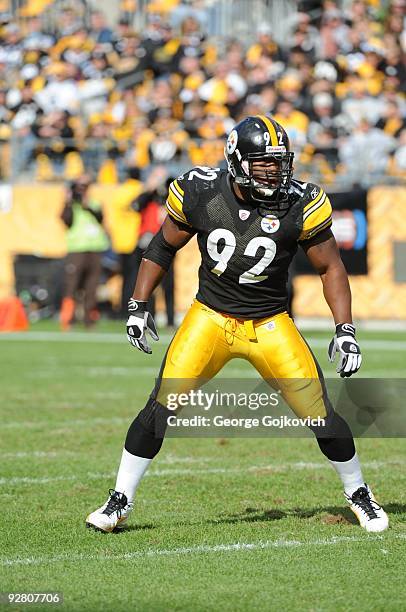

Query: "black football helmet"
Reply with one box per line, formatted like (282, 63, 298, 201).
(224, 115, 294, 209)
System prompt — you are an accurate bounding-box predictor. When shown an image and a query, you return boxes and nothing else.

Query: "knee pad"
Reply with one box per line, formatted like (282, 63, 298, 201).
(312, 412, 355, 462)
(310, 410, 352, 439)
(137, 396, 171, 438)
(124, 398, 171, 459)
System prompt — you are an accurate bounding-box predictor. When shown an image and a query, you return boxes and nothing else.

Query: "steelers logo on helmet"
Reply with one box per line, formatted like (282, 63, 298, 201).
(226, 129, 238, 154)
(261, 214, 280, 234)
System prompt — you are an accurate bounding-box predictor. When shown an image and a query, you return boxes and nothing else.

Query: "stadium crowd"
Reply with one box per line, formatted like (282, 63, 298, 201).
(0, 0, 405, 187)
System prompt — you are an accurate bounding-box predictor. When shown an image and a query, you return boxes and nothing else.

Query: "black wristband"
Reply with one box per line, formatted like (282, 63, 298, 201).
(128, 299, 147, 315)
(336, 323, 356, 338)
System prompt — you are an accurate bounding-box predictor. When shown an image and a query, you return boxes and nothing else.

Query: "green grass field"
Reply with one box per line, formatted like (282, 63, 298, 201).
(1, 321, 405, 611)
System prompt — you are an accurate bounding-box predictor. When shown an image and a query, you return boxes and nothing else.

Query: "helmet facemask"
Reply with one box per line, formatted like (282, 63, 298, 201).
(232, 151, 294, 210)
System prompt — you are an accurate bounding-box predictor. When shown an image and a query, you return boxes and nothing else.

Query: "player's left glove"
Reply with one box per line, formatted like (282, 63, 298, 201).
(328, 323, 362, 378)
(126, 298, 159, 354)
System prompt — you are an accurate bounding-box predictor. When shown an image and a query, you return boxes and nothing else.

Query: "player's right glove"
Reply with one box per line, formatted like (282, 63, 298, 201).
(328, 323, 362, 378)
(126, 298, 159, 354)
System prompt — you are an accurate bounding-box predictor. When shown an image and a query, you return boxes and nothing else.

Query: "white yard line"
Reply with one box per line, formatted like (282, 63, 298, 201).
(0, 451, 211, 464)
(1, 451, 76, 459)
(0, 460, 403, 487)
(0, 331, 127, 343)
(2, 534, 405, 567)
(1, 416, 130, 430)
(1, 331, 406, 352)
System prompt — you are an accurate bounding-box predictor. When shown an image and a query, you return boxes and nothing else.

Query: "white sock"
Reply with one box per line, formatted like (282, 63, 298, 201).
(329, 452, 365, 497)
(114, 448, 152, 503)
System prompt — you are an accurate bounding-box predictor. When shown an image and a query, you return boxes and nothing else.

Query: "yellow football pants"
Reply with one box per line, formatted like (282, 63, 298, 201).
(155, 300, 330, 420)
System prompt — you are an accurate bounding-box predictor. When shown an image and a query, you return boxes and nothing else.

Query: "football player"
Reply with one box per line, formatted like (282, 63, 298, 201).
(86, 115, 388, 533)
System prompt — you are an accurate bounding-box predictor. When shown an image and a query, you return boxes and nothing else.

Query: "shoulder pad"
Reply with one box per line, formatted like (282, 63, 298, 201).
(301, 182, 325, 206)
(289, 178, 308, 198)
(166, 176, 190, 226)
(178, 166, 223, 195)
(299, 183, 333, 241)
(165, 167, 223, 226)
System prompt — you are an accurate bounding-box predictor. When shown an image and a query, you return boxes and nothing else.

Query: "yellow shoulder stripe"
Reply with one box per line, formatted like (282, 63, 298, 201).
(303, 188, 325, 213)
(303, 192, 327, 221)
(300, 215, 332, 241)
(166, 189, 187, 222)
(166, 199, 186, 224)
(166, 181, 192, 226)
(301, 195, 332, 240)
(256, 114, 278, 146)
(173, 179, 184, 196)
(169, 182, 183, 204)
(308, 216, 333, 238)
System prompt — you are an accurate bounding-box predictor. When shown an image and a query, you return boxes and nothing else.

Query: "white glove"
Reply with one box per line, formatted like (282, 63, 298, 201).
(328, 323, 362, 378)
(126, 298, 159, 354)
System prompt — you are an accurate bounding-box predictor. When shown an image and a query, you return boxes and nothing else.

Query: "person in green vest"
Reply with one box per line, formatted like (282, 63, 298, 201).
(60, 174, 109, 330)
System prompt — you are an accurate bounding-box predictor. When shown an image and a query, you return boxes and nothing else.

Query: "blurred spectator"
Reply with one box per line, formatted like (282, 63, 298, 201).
(376, 100, 406, 137)
(0, 22, 22, 67)
(258, 85, 278, 114)
(339, 118, 397, 186)
(319, 8, 351, 59)
(23, 16, 54, 50)
(108, 166, 143, 315)
(8, 80, 40, 129)
(274, 98, 309, 150)
(32, 110, 75, 175)
(391, 128, 406, 175)
(276, 71, 307, 109)
(198, 60, 247, 106)
(170, 0, 208, 31)
(384, 0, 406, 44)
(35, 62, 80, 114)
(341, 77, 385, 126)
(0, 86, 11, 123)
(246, 23, 284, 66)
(56, 6, 83, 37)
(289, 12, 320, 60)
(146, 111, 188, 172)
(60, 174, 109, 330)
(179, 56, 206, 103)
(89, 10, 114, 44)
(380, 44, 406, 93)
(308, 92, 340, 144)
(9, 80, 41, 174)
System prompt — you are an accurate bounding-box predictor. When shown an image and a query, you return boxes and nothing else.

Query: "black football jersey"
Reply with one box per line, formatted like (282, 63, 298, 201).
(166, 167, 332, 319)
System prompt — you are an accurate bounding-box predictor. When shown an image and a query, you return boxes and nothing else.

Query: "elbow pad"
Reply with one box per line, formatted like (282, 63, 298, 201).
(143, 228, 178, 271)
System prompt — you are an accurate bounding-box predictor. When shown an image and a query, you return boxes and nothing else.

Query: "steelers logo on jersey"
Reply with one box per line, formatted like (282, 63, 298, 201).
(261, 215, 280, 234)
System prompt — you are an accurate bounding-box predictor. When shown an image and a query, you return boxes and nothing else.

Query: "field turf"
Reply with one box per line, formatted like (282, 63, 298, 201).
(1, 321, 405, 611)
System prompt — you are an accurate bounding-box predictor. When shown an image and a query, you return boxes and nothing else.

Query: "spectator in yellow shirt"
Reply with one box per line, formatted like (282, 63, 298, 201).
(108, 166, 143, 314)
(273, 98, 309, 149)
